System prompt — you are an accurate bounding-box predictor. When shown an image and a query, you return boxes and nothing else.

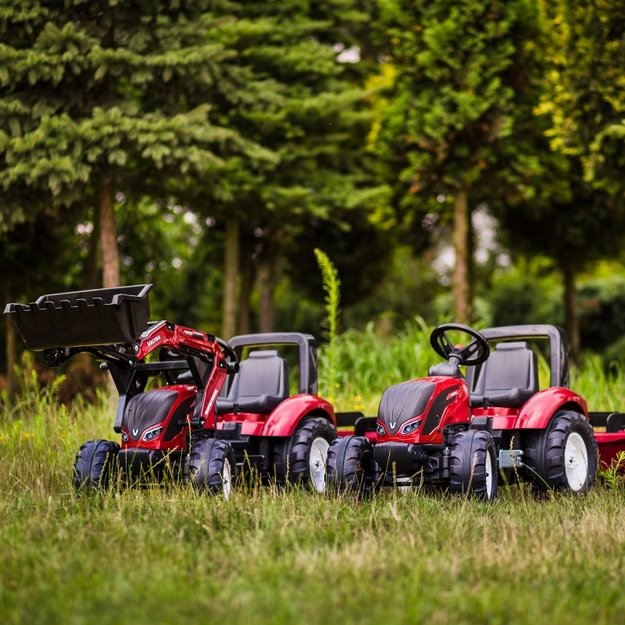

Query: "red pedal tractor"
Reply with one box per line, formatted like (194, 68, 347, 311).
(5, 284, 338, 496)
(328, 323, 613, 499)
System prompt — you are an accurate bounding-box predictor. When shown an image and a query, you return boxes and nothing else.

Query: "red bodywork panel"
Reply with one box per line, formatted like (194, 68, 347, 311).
(514, 388, 587, 428)
(376, 376, 470, 446)
(121, 386, 335, 450)
(121, 384, 196, 451)
(471, 387, 587, 431)
(218, 394, 336, 437)
(365, 382, 598, 453)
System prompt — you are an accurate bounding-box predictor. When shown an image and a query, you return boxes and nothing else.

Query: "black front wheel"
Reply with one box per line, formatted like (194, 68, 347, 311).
(326, 435, 379, 498)
(73, 439, 120, 493)
(449, 430, 498, 500)
(523, 410, 597, 494)
(187, 438, 235, 499)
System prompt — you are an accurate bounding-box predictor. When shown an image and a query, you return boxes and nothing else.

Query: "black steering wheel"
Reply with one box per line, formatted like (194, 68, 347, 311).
(216, 337, 239, 372)
(429, 323, 490, 366)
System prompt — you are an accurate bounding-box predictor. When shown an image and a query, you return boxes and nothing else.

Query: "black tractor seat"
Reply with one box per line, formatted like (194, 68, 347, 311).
(216, 350, 288, 415)
(470, 341, 538, 408)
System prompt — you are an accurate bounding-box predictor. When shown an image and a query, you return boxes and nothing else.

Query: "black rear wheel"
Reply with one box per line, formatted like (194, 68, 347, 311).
(523, 410, 597, 494)
(449, 430, 498, 500)
(273, 417, 336, 492)
(326, 435, 379, 498)
(73, 439, 120, 492)
(187, 438, 235, 499)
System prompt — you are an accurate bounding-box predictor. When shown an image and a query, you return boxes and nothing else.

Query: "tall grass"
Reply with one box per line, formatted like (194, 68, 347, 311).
(314, 249, 341, 396)
(318, 318, 433, 412)
(3, 328, 625, 625)
(320, 319, 625, 413)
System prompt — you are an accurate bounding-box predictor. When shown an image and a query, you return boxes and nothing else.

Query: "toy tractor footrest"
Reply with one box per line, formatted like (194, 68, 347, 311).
(118, 447, 184, 479)
(373, 441, 429, 474)
(4, 284, 152, 350)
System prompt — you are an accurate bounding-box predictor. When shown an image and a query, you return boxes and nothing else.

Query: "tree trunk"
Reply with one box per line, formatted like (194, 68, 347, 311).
(257, 256, 276, 333)
(238, 251, 254, 335)
(98, 171, 120, 288)
(5, 287, 17, 399)
(85, 206, 100, 289)
(452, 188, 473, 324)
(562, 263, 580, 365)
(221, 219, 240, 339)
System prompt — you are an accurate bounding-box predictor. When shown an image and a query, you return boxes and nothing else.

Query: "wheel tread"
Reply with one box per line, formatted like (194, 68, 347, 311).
(279, 417, 336, 488)
(73, 439, 120, 492)
(187, 438, 235, 495)
(326, 435, 378, 496)
(449, 429, 497, 500)
(523, 410, 597, 493)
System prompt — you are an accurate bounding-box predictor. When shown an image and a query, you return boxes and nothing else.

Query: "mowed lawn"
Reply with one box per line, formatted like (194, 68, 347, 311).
(2, 338, 625, 625)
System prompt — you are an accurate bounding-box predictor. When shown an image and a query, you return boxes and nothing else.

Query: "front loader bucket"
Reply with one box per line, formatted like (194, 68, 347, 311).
(4, 284, 152, 350)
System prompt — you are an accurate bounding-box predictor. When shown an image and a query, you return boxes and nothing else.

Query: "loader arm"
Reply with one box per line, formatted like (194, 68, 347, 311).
(5, 284, 237, 431)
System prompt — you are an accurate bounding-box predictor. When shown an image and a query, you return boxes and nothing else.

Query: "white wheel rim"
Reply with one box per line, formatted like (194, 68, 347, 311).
(221, 460, 232, 500)
(564, 432, 589, 492)
(310, 437, 330, 493)
(485, 449, 494, 499)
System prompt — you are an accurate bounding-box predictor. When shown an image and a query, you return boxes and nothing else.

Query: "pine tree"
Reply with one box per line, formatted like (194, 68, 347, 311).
(179, 0, 384, 334)
(0, 1, 272, 289)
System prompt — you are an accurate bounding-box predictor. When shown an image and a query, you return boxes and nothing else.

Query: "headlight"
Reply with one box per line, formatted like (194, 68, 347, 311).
(376, 423, 385, 436)
(121, 431, 128, 442)
(142, 426, 163, 442)
(401, 420, 421, 435)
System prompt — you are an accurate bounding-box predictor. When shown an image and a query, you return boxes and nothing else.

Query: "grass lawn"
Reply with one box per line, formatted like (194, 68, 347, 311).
(2, 480, 625, 625)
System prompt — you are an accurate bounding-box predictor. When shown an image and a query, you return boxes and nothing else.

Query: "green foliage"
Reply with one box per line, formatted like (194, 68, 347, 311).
(204, 1, 386, 318)
(343, 246, 443, 329)
(5, 0, 625, 368)
(372, 0, 545, 215)
(114, 197, 221, 325)
(539, 1, 625, 196)
(578, 273, 625, 354)
(0, 0, 388, 342)
(369, 0, 549, 323)
(0, 3, 271, 232)
(314, 249, 341, 397)
(287, 210, 394, 309)
(487, 260, 562, 328)
(314, 249, 341, 343)
(499, 1, 625, 275)
(599, 451, 625, 489)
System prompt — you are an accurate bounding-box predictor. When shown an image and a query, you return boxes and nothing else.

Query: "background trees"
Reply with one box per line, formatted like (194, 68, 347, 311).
(0, 0, 270, 391)
(0, 1, 268, 285)
(370, 0, 546, 324)
(2, 0, 625, 391)
(497, 0, 625, 360)
(193, 0, 385, 337)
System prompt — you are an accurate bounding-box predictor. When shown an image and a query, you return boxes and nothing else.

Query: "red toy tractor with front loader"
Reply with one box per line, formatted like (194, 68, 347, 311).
(328, 323, 625, 499)
(5, 284, 338, 496)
